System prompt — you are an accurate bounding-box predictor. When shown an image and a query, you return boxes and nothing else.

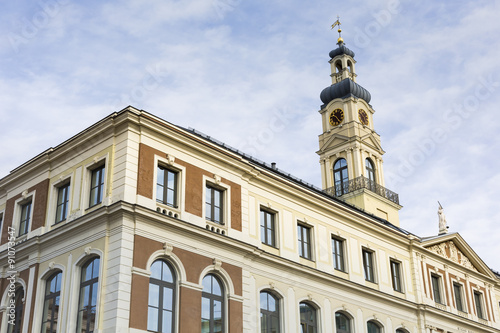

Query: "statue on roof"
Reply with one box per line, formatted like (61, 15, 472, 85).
(438, 201, 448, 235)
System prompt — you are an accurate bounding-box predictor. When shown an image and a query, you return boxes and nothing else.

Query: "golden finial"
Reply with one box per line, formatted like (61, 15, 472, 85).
(331, 15, 343, 44)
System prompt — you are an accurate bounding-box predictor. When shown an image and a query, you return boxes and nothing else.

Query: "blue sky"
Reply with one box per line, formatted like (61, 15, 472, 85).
(1, 0, 499, 269)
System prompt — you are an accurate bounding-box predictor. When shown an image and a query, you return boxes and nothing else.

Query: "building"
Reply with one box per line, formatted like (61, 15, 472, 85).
(0, 34, 499, 333)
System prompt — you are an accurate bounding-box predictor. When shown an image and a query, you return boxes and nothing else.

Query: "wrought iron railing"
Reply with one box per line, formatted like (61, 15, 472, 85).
(323, 176, 399, 205)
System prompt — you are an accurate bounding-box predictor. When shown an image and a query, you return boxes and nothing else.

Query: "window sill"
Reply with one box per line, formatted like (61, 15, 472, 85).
(205, 220, 227, 235)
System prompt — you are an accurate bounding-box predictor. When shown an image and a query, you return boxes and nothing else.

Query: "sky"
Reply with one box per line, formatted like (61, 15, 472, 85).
(1, 0, 499, 270)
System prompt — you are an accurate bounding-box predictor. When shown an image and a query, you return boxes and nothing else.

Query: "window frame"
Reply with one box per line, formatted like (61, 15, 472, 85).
(55, 182, 71, 224)
(156, 165, 179, 208)
(299, 302, 317, 333)
(431, 273, 444, 305)
(76, 257, 100, 333)
(260, 208, 277, 248)
(148, 260, 176, 333)
(335, 311, 352, 333)
(362, 249, 376, 283)
(474, 290, 485, 319)
(365, 158, 376, 183)
(367, 320, 381, 333)
(453, 282, 465, 312)
(260, 290, 280, 333)
(89, 164, 105, 208)
(201, 274, 225, 333)
(297, 223, 312, 260)
(390, 259, 403, 292)
(41, 271, 62, 333)
(333, 158, 349, 196)
(205, 184, 224, 225)
(18, 200, 32, 237)
(331, 236, 346, 272)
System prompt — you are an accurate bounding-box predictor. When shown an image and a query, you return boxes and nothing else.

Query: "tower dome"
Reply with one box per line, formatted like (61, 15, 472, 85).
(320, 41, 371, 107)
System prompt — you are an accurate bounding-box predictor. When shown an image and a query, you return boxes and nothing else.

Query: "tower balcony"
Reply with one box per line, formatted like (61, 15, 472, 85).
(324, 176, 400, 205)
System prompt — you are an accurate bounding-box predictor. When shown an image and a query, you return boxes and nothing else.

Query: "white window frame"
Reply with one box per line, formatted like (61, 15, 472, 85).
(362, 247, 377, 283)
(154, 155, 186, 213)
(12, 191, 35, 238)
(203, 176, 231, 228)
(83, 156, 108, 210)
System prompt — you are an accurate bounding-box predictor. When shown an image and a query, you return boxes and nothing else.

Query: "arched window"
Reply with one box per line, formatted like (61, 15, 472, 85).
(76, 257, 100, 333)
(347, 60, 353, 73)
(396, 329, 409, 333)
(41, 271, 62, 332)
(335, 311, 351, 333)
(367, 320, 381, 333)
(335, 60, 342, 73)
(7, 287, 24, 333)
(201, 274, 224, 333)
(299, 302, 317, 333)
(365, 159, 376, 184)
(334, 159, 349, 196)
(260, 291, 280, 333)
(148, 260, 176, 333)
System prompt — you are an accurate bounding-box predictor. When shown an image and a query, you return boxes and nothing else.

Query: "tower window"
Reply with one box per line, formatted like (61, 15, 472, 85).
(333, 158, 349, 196)
(365, 158, 376, 184)
(335, 60, 342, 73)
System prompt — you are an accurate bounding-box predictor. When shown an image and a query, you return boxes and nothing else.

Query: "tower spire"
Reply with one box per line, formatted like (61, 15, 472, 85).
(331, 15, 343, 44)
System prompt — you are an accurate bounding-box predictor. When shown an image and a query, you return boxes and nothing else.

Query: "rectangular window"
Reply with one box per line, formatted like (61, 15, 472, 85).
(156, 166, 178, 207)
(453, 283, 465, 312)
(19, 201, 32, 236)
(431, 274, 443, 304)
(206, 185, 223, 224)
(331, 237, 345, 271)
(260, 209, 276, 247)
(55, 183, 70, 223)
(390, 260, 402, 292)
(89, 165, 105, 207)
(297, 224, 311, 260)
(362, 249, 375, 282)
(474, 291, 485, 319)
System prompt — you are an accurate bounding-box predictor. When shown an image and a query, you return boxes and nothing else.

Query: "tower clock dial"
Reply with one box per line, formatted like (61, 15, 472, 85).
(358, 109, 369, 126)
(329, 108, 344, 126)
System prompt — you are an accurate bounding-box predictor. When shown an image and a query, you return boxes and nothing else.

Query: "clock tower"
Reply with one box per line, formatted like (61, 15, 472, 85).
(317, 33, 402, 225)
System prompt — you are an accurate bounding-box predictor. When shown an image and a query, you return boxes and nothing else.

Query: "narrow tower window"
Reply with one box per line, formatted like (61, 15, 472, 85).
(365, 158, 376, 184)
(333, 159, 349, 196)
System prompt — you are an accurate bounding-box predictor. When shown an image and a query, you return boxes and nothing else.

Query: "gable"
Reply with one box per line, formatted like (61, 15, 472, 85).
(318, 134, 350, 154)
(425, 240, 479, 272)
(360, 133, 384, 153)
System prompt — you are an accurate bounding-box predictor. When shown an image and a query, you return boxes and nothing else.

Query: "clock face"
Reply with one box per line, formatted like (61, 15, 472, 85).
(358, 109, 369, 126)
(329, 108, 344, 126)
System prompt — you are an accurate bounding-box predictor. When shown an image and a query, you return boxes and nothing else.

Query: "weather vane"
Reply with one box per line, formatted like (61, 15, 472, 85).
(331, 15, 343, 44)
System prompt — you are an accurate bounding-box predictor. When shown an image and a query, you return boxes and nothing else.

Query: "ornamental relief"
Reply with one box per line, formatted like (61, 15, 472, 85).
(426, 241, 478, 272)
